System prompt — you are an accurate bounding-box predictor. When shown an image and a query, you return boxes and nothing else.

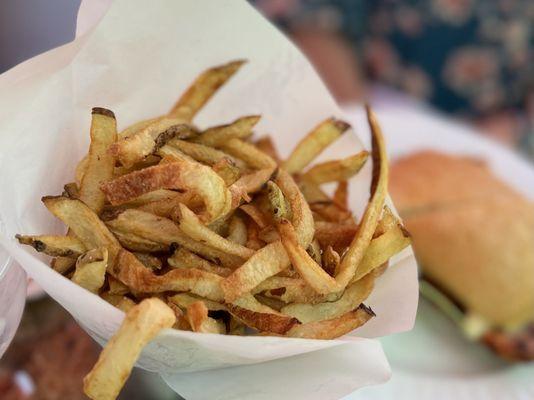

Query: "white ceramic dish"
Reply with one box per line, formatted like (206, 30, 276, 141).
(342, 101, 534, 400)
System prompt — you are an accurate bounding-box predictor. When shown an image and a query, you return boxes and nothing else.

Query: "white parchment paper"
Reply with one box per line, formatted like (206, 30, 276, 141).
(0, 1, 418, 398)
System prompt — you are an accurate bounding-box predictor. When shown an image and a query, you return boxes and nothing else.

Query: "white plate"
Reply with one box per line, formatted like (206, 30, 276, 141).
(342, 101, 534, 400)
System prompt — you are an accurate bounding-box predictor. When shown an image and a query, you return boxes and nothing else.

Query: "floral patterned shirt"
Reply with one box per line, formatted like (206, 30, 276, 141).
(252, 0, 533, 158)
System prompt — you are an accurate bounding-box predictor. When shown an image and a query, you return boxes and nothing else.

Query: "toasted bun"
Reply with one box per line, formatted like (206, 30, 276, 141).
(391, 151, 534, 328)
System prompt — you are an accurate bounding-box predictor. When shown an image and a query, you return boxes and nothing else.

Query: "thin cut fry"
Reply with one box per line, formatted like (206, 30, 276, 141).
(106, 209, 241, 267)
(62, 182, 80, 199)
(307, 239, 322, 266)
(212, 158, 241, 186)
(283, 118, 350, 174)
(72, 248, 108, 293)
(226, 214, 247, 246)
(335, 106, 388, 289)
(186, 301, 226, 334)
(267, 180, 290, 221)
(83, 298, 175, 400)
(100, 159, 231, 223)
(322, 245, 340, 276)
(168, 248, 232, 277)
(175, 203, 254, 259)
(114, 250, 225, 301)
(221, 138, 277, 169)
(118, 117, 161, 138)
(169, 60, 246, 120)
(132, 252, 162, 270)
(333, 181, 349, 209)
(254, 136, 280, 163)
(285, 304, 374, 339)
(168, 138, 245, 168)
(301, 151, 368, 184)
(229, 168, 275, 208)
(79, 108, 117, 213)
(193, 115, 260, 147)
(110, 118, 195, 168)
(239, 203, 269, 228)
(42, 196, 121, 263)
(227, 294, 299, 334)
(15, 235, 86, 257)
(281, 273, 374, 323)
(277, 219, 339, 294)
(168, 293, 227, 312)
(314, 221, 358, 249)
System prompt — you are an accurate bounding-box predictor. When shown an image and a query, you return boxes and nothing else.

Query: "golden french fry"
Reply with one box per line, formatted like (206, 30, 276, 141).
(79, 108, 117, 213)
(307, 239, 322, 266)
(298, 180, 330, 203)
(283, 118, 350, 174)
(212, 158, 241, 186)
(132, 252, 162, 270)
(186, 301, 226, 334)
(281, 273, 374, 323)
(15, 234, 86, 257)
(115, 250, 225, 301)
(75, 155, 89, 187)
(167, 139, 246, 168)
(42, 196, 121, 263)
(227, 294, 299, 334)
(351, 222, 411, 282)
(285, 304, 375, 339)
(193, 115, 260, 147)
(245, 218, 263, 250)
(333, 181, 349, 210)
(221, 138, 276, 169)
(106, 209, 242, 267)
(174, 203, 254, 259)
(62, 182, 80, 199)
(301, 151, 368, 185)
(253, 276, 327, 304)
(266, 180, 290, 221)
(314, 221, 358, 249)
(335, 106, 388, 289)
(72, 248, 108, 293)
(135, 192, 200, 219)
(239, 203, 269, 228)
(226, 214, 247, 246)
(168, 248, 232, 277)
(168, 293, 227, 312)
(277, 219, 339, 294)
(110, 118, 196, 168)
(83, 298, 175, 400)
(118, 117, 161, 138)
(254, 136, 280, 163)
(100, 292, 136, 313)
(229, 167, 275, 208)
(169, 60, 246, 120)
(322, 245, 340, 276)
(101, 159, 231, 223)
(108, 276, 130, 295)
(310, 202, 353, 223)
(111, 229, 168, 253)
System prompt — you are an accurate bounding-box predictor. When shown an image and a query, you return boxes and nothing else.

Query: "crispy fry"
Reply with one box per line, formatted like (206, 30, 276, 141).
(245, 219, 264, 250)
(310, 202, 353, 223)
(322, 245, 340, 276)
(283, 118, 350, 174)
(301, 151, 368, 185)
(333, 181, 349, 210)
(157, 144, 195, 162)
(267, 180, 290, 221)
(132, 252, 162, 270)
(281, 273, 374, 323)
(108, 276, 129, 295)
(62, 182, 80, 199)
(277, 219, 339, 294)
(168, 139, 245, 168)
(285, 304, 375, 339)
(174, 203, 254, 259)
(72, 248, 108, 293)
(226, 214, 247, 246)
(118, 117, 161, 138)
(229, 168, 275, 208)
(253, 277, 326, 304)
(193, 115, 260, 147)
(186, 301, 226, 334)
(212, 158, 241, 186)
(169, 60, 246, 120)
(254, 136, 280, 163)
(15, 234, 86, 257)
(83, 298, 175, 400)
(298, 180, 330, 203)
(106, 209, 241, 267)
(351, 222, 411, 282)
(168, 248, 232, 277)
(314, 221, 358, 249)
(135, 192, 199, 218)
(168, 293, 227, 312)
(221, 138, 277, 169)
(100, 292, 136, 313)
(240, 203, 269, 228)
(42, 196, 121, 263)
(307, 239, 322, 266)
(115, 250, 225, 301)
(101, 159, 231, 222)
(111, 230, 168, 253)
(75, 155, 89, 187)
(110, 118, 196, 167)
(335, 106, 388, 289)
(227, 294, 299, 334)
(79, 108, 117, 213)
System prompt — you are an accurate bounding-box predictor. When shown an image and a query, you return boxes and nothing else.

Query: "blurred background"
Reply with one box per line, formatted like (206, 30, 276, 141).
(0, 1, 532, 399)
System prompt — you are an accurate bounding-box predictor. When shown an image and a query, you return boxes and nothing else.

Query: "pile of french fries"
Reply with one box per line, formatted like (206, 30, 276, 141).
(16, 60, 410, 400)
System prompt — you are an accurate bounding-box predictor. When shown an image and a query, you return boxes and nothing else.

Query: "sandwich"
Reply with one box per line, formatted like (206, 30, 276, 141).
(390, 150, 534, 360)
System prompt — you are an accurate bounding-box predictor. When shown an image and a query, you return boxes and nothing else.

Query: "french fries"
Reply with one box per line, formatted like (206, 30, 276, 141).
(83, 298, 175, 400)
(16, 60, 410, 400)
